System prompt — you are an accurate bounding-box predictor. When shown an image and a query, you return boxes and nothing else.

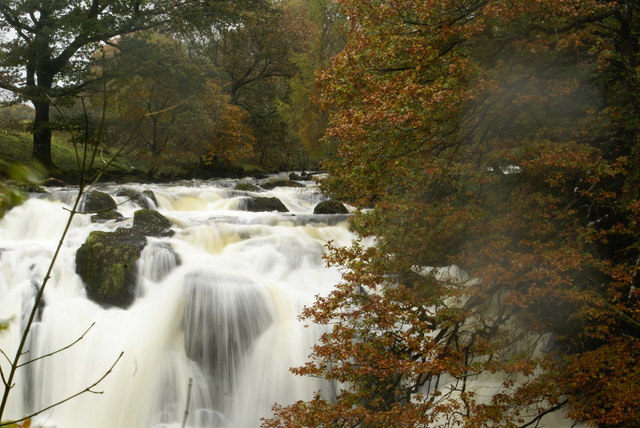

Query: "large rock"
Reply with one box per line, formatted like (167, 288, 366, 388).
(76, 209, 175, 308)
(82, 191, 117, 213)
(242, 196, 289, 212)
(131, 209, 174, 237)
(313, 199, 349, 214)
(261, 179, 304, 190)
(75, 230, 146, 308)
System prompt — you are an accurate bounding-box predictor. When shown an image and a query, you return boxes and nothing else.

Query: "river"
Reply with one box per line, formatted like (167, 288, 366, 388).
(0, 175, 352, 427)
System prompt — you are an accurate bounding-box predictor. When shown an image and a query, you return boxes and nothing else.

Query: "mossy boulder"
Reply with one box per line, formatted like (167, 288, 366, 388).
(313, 199, 349, 214)
(75, 230, 146, 308)
(261, 179, 304, 190)
(131, 209, 174, 237)
(242, 196, 289, 212)
(76, 209, 175, 307)
(234, 182, 262, 192)
(82, 191, 117, 213)
(40, 177, 66, 187)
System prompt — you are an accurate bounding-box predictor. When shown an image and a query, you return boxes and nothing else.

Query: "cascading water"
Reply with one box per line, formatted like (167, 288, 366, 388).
(0, 176, 351, 428)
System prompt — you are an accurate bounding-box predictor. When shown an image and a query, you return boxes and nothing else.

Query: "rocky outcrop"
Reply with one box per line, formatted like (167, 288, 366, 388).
(261, 179, 304, 190)
(242, 196, 289, 212)
(75, 209, 175, 308)
(313, 199, 349, 214)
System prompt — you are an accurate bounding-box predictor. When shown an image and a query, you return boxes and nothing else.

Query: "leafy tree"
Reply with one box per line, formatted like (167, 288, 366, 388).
(0, 0, 261, 168)
(278, 0, 345, 165)
(189, 5, 311, 169)
(265, 0, 640, 427)
(99, 32, 252, 177)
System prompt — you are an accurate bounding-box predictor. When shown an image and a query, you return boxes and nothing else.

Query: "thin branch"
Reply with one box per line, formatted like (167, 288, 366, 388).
(17, 322, 95, 368)
(181, 377, 193, 428)
(518, 400, 568, 428)
(0, 352, 124, 427)
(0, 349, 11, 366)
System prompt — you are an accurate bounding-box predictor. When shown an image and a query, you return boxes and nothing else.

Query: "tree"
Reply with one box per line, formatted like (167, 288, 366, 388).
(278, 0, 346, 165)
(0, 0, 261, 168)
(98, 31, 252, 177)
(265, 0, 640, 427)
(188, 4, 312, 169)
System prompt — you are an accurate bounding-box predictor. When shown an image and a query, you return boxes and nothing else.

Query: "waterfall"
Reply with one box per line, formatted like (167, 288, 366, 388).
(0, 178, 348, 427)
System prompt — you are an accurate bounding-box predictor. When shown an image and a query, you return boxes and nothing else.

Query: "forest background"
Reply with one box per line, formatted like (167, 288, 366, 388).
(2, 0, 640, 427)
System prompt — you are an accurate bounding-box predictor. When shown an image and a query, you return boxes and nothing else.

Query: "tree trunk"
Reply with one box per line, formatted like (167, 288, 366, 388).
(31, 100, 55, 168)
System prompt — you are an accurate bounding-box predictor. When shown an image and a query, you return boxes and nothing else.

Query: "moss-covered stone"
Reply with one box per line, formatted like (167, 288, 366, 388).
(234, 182, 262, 192)
(131, 209, 174, 237)
(82, 191, 117, 213)
(261, 179, 304, 190)
(242, 196, 289, 212)
(75, 230, 146, 308)
(313, 199, 349, 214)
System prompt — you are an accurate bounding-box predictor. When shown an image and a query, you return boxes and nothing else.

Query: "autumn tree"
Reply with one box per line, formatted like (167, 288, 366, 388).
(0, 0, 262, 168)
(98, 32, 252, 177)
(265, 1, 640, 427)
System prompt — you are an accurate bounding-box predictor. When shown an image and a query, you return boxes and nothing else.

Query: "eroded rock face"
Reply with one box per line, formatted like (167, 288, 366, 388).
(242, 196, 289, 212)
(313, 199, 349, 214)
(75, 209, 175, 308)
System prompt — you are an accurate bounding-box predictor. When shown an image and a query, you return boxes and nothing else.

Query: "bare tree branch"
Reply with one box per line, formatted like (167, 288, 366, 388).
(17, 322, 96, 368)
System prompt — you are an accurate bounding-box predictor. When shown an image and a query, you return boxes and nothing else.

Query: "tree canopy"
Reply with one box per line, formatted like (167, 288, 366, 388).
(265, 0, 640, 427)
(0, 0, 262, 167)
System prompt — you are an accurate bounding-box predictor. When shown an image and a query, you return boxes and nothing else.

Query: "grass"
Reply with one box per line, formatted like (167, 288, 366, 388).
(0, 130, 148, 182)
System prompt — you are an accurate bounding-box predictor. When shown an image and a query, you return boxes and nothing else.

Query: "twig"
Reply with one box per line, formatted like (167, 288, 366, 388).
(517, 400, 568, 428)
(17, 322, 95, 368)
(0, 351, 124, 427)
(181, 377, 193, 428)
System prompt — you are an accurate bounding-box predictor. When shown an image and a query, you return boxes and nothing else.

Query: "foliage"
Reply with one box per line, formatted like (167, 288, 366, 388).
(265, 0, 640, 427)
(0, 0, 263, 167)
(277, 0, 346, 165)
(97, 31, 253, 177)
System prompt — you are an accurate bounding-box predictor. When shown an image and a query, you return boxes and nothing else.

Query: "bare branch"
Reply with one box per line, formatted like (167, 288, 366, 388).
(17, 323, 96, 368)
(0, 352, 124, 427)
(181, 378, 193, 428)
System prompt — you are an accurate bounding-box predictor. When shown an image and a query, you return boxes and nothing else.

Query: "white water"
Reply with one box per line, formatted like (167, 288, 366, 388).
(0, 177, 351, 428)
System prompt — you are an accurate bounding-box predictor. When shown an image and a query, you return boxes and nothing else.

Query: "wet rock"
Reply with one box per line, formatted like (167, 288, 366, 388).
(242, 196, 289, 212)
(313, 199, 349, 214)
(81, 191, 117, 213)
(91, 210, 123, 223)
(131, 209, 174, 237)
(261, 179, 304, 190)
(142, 190, 158, 207)
(77, 209, 175, 307)
(75, 230, 146, 308)
(40, 177, 66, 187)
(116, 188, 154, 209)
(288, 172, 301, 180)
(234, 182, 262, 192)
